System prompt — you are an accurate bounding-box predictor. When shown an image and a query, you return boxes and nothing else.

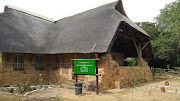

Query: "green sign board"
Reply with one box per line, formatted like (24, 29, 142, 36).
(74, 60, 96, 75)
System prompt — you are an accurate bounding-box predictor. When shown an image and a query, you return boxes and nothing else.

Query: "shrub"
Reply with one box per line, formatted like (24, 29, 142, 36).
(17, 82, 33, 94)
(9, 88, 14, 93)
(127, 58, 137, 66)
(23, 82, 32, 92)
(40, 84, 43, 89)
(0, 79, 3, 86)
(42, 81, 50, 85)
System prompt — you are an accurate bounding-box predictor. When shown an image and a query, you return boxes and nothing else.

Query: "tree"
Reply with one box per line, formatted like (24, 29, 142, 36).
(136, 1, 180, 67)
(155, 0, 180, 66)
(136, 22, 160, 40)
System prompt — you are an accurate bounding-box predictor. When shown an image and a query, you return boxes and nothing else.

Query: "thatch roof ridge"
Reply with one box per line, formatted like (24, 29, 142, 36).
(5, 5, 54, 22)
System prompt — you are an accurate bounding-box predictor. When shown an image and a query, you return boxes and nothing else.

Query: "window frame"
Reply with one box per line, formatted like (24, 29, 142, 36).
(35, 55, 44, 68)
(53, 55, 59, 68)
(90, 53, 95, 59)
(13, 54, 24, 69)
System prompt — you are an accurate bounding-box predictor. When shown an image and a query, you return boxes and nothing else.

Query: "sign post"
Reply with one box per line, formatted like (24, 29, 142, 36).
(95, 53, 99, 95)
(72, 59, 99, 95)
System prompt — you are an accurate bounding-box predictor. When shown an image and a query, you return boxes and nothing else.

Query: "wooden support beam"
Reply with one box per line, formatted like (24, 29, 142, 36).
(141, 41, 150, 51)
(73, 54, 77, 83)
(118, 33, 140, 42)
(133, 40, 139, 57)
(107, 34, 119, 53)
(94, 53, 99, 95)
(134, 41, 150, 58)
(138, 43, 142, 58)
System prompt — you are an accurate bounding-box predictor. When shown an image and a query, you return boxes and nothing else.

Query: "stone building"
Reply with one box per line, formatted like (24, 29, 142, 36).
(0, 0, 154, 90)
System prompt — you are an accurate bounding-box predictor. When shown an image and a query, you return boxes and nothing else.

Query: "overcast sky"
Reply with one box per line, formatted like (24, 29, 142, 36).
(0, 0, 176, 22)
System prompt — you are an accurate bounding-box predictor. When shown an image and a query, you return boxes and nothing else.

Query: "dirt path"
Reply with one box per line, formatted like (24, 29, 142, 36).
(0, 93, 22, 101)
(57, 80, 180, 101)
(21, 88, 63, 101)
(1, 75, 180, 101)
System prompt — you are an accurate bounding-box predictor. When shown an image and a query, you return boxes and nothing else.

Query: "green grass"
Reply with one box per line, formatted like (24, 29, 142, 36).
(55, 96, 63, 101)
(167, 78, 180, 81)
(154, 75, 180, 82)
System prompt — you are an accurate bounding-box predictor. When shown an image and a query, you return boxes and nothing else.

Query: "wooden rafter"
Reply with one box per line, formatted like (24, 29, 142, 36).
(118, 33, 140, 42)
(107, 33, 119, 53)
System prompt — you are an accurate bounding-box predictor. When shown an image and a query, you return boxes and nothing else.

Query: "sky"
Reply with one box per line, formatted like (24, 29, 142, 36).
(0, 0, 177, 22)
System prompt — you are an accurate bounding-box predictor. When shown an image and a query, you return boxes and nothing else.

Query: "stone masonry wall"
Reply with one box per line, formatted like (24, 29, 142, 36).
(0, 53, 73, 86)
(0, 53, 94, 86)
(0, 52, 153, 90)
(83, 53, 153, 90)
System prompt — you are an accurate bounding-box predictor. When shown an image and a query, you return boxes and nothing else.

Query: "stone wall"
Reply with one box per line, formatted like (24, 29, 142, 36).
(0, 52, 153, 90)
(0, 53, 74, 86)
(0, 52, 94, 86)
(111, 52, 124, 66)
(83, 53, 153, 90)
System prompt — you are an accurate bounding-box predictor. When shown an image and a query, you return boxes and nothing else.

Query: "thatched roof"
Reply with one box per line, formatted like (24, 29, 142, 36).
(0, 1, 153, 58)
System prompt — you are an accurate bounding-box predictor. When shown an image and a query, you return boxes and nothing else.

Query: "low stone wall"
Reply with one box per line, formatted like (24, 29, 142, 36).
(83, 53, 153, 90)
(100, 66, 153, 90)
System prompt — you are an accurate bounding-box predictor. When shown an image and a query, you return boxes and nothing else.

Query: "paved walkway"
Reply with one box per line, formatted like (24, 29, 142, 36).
(21, 88, 63, 101)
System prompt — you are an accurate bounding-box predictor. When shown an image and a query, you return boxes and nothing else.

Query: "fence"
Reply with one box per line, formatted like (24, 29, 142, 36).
(151, 67, 180, 76)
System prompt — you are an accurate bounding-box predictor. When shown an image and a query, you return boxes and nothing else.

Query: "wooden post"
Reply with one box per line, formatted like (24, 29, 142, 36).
(74, 54, 77, 83)
(75, 74, 78, 83)
(134, 41, 150, 66)
(95, 53, 99, 95)
(138, 43, 142, 58)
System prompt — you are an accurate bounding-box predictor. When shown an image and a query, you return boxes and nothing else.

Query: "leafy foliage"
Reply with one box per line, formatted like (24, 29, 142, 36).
(17, 82, 32, 94)
(0, 79, 3, 86)
(136, 0, 180, 67)
(9, 88, 14, 93)
(127, 58, 136, 66)
(155, 0, 180, 66)
(136, 22, 160, 40)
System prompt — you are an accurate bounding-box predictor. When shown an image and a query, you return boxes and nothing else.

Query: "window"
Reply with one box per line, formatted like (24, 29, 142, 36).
(35, 56, 44, 68)
(53, 55, 59, 68)
(90, 53, 95, 59)
(13, 54, 23, 68)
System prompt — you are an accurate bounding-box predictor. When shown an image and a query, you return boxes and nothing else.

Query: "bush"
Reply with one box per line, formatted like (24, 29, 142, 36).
(154, 68, 163, 76)
(9, 88, 14, 93)
(0, 79, 3, 86)
(172, 67, 180, 71)
(127, 58, 137, 66)
(17, 82, 33, 94)
(42, 81, 50, 85)
(23, 82, 32, 92)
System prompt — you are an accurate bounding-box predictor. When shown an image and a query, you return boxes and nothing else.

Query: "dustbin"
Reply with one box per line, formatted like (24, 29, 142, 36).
(75, 82, 82, 95)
